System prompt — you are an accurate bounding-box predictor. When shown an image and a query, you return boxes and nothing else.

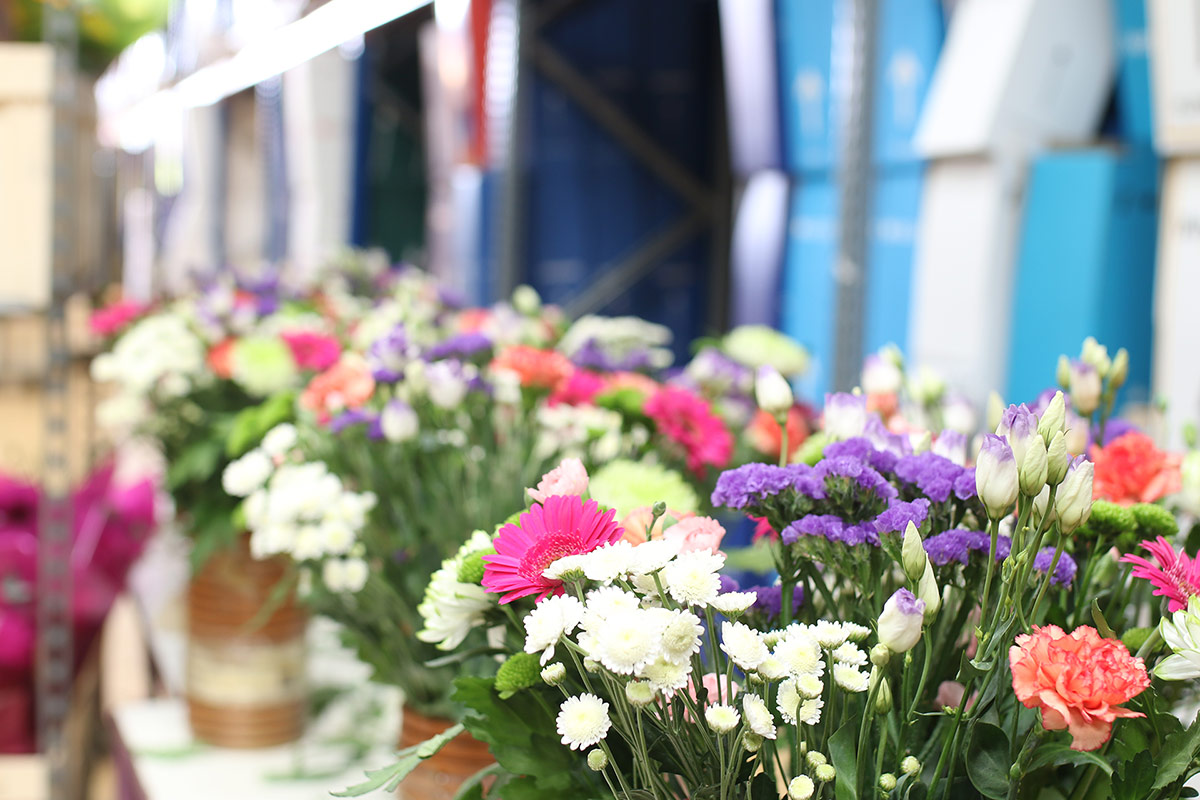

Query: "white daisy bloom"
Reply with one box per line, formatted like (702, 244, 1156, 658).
(417, 557, 492, 650)
(742, 694, 777, 739)
(831, 642, 867, 667)
(811, 620, 849, 649)
(625, 681, 656, 707)
(639, 657, 691, 695)
(222, 449, 273, 497)
(592, 609, 662, 674)
(581, 541, 636, 583)
(524, 595, 585, 664)
(661, 550, 724, 606)
(710, 591, 757, 616)
(629, 539, 681, 575)
(705, 704, 740, 734)
(544, 554, 589, 580)
(757, 655, 787, 681)
(832, 663, 869, 693)
(583, 586, 641, 629)
(656, 609, 704, 664)
(260, 423, 298, 457)
(777, 678, 801, 724)
(795, 673, 824, 700)
(788, 774, 815, 800)
(841, 622, 871, 642)
(557, 694, 612, 750)
(774, 631, 823, 677)
(797, 697, 824, 725)
(720, 621, 769, 671)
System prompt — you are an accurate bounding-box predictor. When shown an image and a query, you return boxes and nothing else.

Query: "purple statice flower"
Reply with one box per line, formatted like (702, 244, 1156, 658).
(815, 456, 898, 500)
(437, 286, 467, 309)
(953, 468, 978, 500)
(932, 430, 968, 466)
(782, 515, 843, 545)
(874, 498, 932, 535)
(367, 325, 417, 382)
(718, 574, 741, 594)
(863, 416, 911, 465)
(1034, 547, 1078, 586)
(571, 339, 656, 372)
(711, 463, 826, 509)
(893, 452, 964, 503)
(922, 529, 993, 566)
(329, 408, 379, 435)
(747, 583, 805, 620)
(823, 437, 898, 474)
(426, 331, 492, 361)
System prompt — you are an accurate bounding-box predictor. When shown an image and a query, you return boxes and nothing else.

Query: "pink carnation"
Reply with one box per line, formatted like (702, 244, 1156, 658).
(89, 300, 146, 336)
(482, 496, 623, 604)
(527, 458, 589, 503)
(662, 516, 726, 555)
(281, 331, 341, 371)
(644, 387, 733, 476)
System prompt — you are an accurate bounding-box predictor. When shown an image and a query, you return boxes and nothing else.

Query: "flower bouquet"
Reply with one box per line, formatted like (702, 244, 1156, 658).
(347, 337, 1200, 800)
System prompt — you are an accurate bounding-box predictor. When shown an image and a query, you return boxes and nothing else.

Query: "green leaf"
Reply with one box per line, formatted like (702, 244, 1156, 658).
(1152, 710, 1200, 791)
(332, 723, 464, 797)
(965, 722, 1010, 800)
(1112, 751, 1155, 800)
(1091, 601, 1117, 640)
(828, 723, 858, 800)
(1025, 743, 1112, 776)
(452, 764, 500, 800)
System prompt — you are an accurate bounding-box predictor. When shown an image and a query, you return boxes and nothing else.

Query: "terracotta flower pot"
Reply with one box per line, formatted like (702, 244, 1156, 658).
(397, 707, 493, 799)
(186, 535, 307, 748)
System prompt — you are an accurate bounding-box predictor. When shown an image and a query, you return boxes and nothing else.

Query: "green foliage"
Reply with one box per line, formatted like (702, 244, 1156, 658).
(828, 722, 858, 800)
(797, 432, 829, 466)
(333, 722, 465, 796)
(1112, 751, 1155, 800)
(1120, 627, 1156, 655)
(965, 722, 1009, 800)
(494, 654, 542, 699)
(1152, 710, 1200, 792)
(226, 391, 296, 457)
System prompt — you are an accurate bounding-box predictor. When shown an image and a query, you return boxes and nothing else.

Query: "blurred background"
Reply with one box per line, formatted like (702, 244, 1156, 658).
(0, 0, 1195, 797)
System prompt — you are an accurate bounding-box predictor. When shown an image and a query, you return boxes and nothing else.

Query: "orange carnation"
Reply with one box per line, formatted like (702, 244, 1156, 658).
(747, 407, 810, 462)
(1090, 431, 1182, 506)
(300, 358, 375, 423)
(207, 338, 236, 379)
(491, 345, 574, 391)
(1009, 624, 1149, 751)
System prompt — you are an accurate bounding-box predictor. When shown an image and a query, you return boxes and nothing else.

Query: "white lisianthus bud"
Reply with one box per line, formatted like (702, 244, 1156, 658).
(1110, 348, 1129, 390)
(1045, 430, 1069, 486)
(975, 435, 1019, 519)
(823, 392, 867, 440)
(1069, 361, 1102, 416)
(909, 430, 932, 454)
(908, 365, 946, 405)
(870, 643, 891, 667)
(1018, 436, 1049, 497)
(873, 670, 892, 715)
(1056, 355, 1072, 390)
(381, 399, 419, 443)
(877, 589, 925, 654)
(986, 392, 1005, 436)
(512, 284, 542, 315)
(1055, 460, 1094, 534)
(1037, 391, 1066, 444)
(1080, 336, 1111, 377)
(901, 522, 927, 583)
(917, 562, 940, 622)
(861, 353, 903, 395)
(755, 366, 794, 417)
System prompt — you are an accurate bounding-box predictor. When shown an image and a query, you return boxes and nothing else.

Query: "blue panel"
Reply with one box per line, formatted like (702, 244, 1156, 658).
(1008, 148, 1158, 407)
(781, 177, 840, 403)
(865, 164, 924, 355)
(776, 0, 839, 173)
(873, 0, 944, 167)
(1112, 0, 1154, 144)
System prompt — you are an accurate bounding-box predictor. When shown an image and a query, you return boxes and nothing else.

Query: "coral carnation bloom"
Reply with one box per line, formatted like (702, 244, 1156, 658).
(644, 387, 733, 476)
(746, 407, 810, 462)
(300, 359, 375, 423)
(1009, 624, 1149, 751)
(207, 338, 237, 379)
(483, 495, 623, 603)
(491, 345, 574, 391)
(1091, 431, 1182, 505)
(1121, 536, 1200, 613)
(281, 331, 341, 371)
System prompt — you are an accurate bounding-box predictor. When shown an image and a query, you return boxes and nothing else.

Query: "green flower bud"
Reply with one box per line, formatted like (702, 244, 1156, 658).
(805, 752, 827, 769)
(1081, 337, 1111, 377)
(900, 756, 921, 777)
(870, 643, 891, 667)
(1019, 436, 1049, 497)
(901, 521, 928, 583)
(541, 663, 566, 686)
(456, 552, 490, 584)
(586, 748, 608, 771)
(625, 681, 655, 707)
(1056, 462, 1094, 535)
(495, 653, 541, 698)
(1110, 348, 1129, 389)
(1056, 355, 1072, 390)
(874, 673, 893, 715)
(512, 284, 542, 315)
(743, 732, 764, 753)
(918, 562, 940, 622)
(814, 764, 836, 783)
(986, 392, 1006, 435)
(583, 657, 600, 673)
(879, 773, 897, 792)
(1132, 503, 1180, 539)
(1045, 430, 1069, 487)
(1038, 391, 1066, 444)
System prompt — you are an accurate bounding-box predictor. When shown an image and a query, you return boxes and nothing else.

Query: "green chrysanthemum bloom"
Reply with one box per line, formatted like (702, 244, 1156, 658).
(230, 336, 298, 397)
(456, 552, 491, 585)
(721, 325, 810, 377)
(1079, 500, 1137, 540)
(588, 459, 698, 519)
(1132, 503, 1179, 539)
(495, 653, 542, 699)
(1121, 627, 1157, 654)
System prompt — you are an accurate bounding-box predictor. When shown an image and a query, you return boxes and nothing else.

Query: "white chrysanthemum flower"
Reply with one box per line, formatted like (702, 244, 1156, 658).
(541, 663, 566, 685)
(661, 550, 724, 606)
(795, 673, 823, 699)
(811, 620, 848, 649)
(831, 642, 867, 666)
(774, 631, 823, 677)
(797, 697, 824, 725)
(584, 586, 641, 627)
(524, 595, 585, 664)
(841, 622, 871, 642)
(417, 557, 492, 650)
(319, 519, 356, 555)
(720, 621, 769, 671)
(593, 609, 662, 674)
(832, 663, 869, 693)
(629, 539, 681, 575)
(544, 554, 588, 580)
(710, 591, 757, 616)
(777, 678, 801, 724)
(705, 704, 740, 733)
(742, 694, 777, 739)
(222, 449, 273, 497)
(762, 630, 783, 648)
(757, 655, 787, 681)
(581, 541, 636, 583)
(557, 694, 612, 750)
(639, 657, 691, 695)
(625, 681, 656, 707)
(788, 774, 815, 800)
(322, 558, 368, 593)
(260, 423, 298, 457)
(659, 610, 705, 664)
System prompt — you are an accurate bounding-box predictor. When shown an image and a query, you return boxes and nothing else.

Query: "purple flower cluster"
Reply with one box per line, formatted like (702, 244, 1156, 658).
(782, 515, 879, 547)
(745, 583, 805, 621)
(571, 339, 656, 372)
(367, 325, 416, 382)
(711, 463, 826, 509)
(874, 498, 932, 535)
(824, 437, 900, 473)
(426, 331, 492, 361)
(921, 529, 1076, 585)
(329, 408, 384, 440)
(894, 452, 976, 503)
(814, 456, 898, 501)
(1033, 547, 1078, 586)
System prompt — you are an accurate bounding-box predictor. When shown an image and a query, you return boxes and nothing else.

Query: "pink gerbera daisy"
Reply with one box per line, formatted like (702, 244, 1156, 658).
(482, 496, 623, 604)
(1122, 537, 1200, 613)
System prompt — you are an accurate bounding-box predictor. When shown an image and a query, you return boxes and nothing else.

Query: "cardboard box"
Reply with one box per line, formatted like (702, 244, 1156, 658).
(914, 0, 1115, 161)
(1147, 0, 1200, 153)
(1008, 147, 1158, 407)
(1153, 158, 1200, 447)
(864, 164, 924, 355)
(908, 157, 1025, 408)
